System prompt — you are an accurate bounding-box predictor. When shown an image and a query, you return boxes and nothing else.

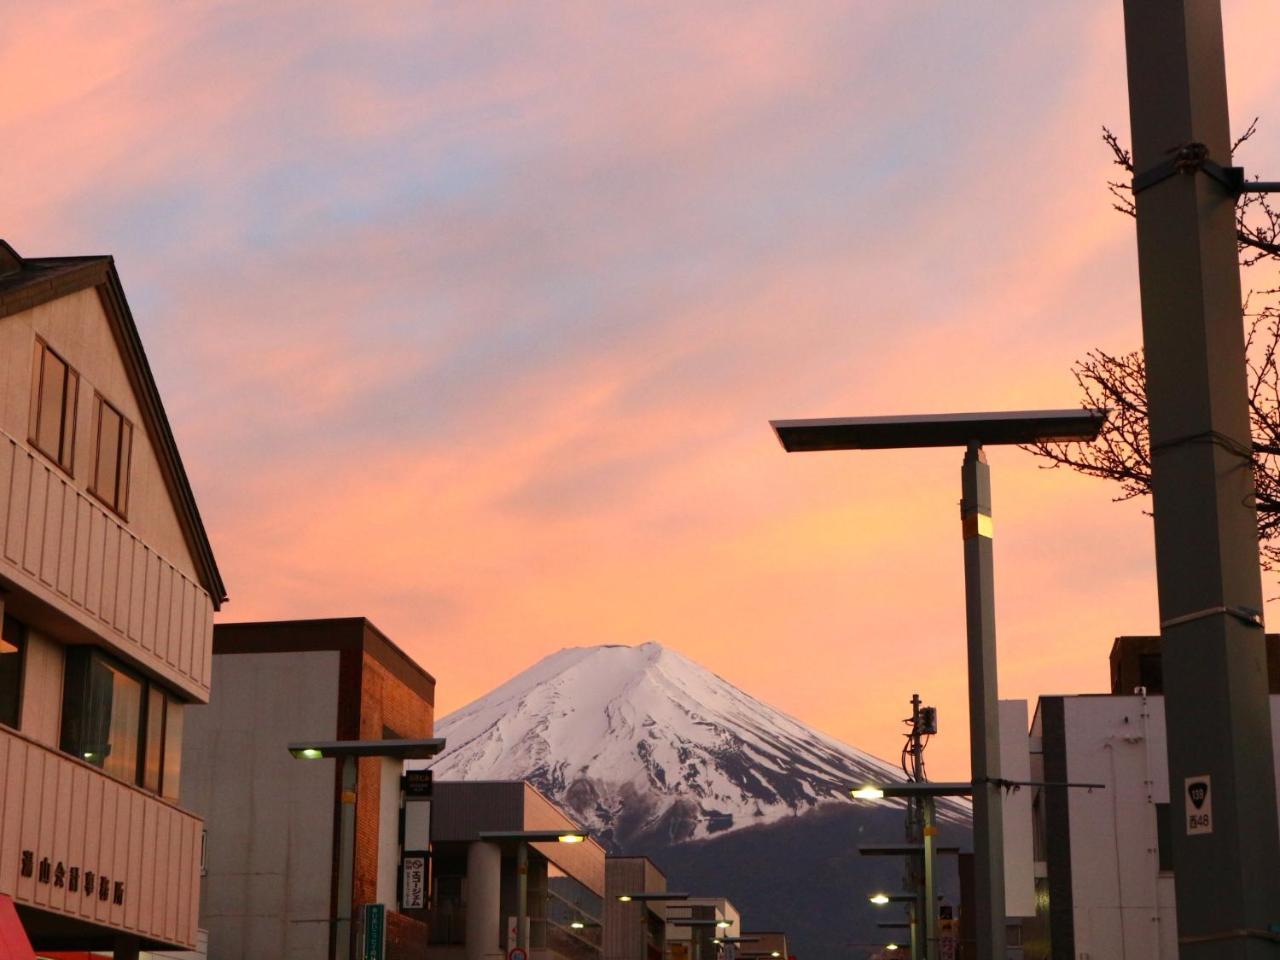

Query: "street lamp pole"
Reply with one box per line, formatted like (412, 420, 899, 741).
(1120, 2, 1280, 955)
(773, 408, 1105, 960)
(960, 443, 1003, 959)
(288, 738, 447, 960)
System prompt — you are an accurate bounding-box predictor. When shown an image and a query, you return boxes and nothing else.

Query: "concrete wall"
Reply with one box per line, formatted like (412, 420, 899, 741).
(1035, 694, 1280, 959)
(182, 650, 340, 960)
(18, 626, 64, 747)
(999, 700, 1035, 918)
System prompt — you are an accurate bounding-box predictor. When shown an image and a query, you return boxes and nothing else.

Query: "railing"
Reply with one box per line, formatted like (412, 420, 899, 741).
(0, 429, 213, 700)
(0, 724, 203, 948)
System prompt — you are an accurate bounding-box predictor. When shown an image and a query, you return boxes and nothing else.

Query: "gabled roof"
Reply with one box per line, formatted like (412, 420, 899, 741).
(0, 240, 226, 606)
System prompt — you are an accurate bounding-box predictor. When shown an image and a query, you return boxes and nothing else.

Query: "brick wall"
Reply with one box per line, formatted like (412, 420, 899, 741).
(387, 909, 430, 960)
(353, 650, 435, 947)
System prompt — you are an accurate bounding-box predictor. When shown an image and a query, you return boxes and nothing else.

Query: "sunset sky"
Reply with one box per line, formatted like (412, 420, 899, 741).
(7, 1, 1280, 778)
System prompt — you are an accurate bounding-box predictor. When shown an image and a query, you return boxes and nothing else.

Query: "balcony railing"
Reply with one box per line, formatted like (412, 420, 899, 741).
(0, 724, 203, 948)
(0, 428, 213, 700)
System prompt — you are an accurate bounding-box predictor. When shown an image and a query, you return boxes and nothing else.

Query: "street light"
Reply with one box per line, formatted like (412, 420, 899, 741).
(288, 738, 447, 960)
(616, 892, 691, 902)
(772, 406, 1105, 960)
(478, 829, 593, 951)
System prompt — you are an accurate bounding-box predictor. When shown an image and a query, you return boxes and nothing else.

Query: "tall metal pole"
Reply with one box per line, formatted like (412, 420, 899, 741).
(336, 755, 357, 960)
(960, 443, 1005, 960)
(1120, 2, 1280, 955)
(922, 797, 939, 960)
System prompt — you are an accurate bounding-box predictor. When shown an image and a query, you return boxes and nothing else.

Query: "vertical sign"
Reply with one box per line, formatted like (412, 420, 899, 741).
(1186, 775, 1213, 835)
(402, 853, 427, 909)
(363, 903, 386, 960)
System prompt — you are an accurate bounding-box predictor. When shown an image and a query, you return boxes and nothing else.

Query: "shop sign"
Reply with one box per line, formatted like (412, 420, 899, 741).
(402, 853, 427, 909)
(20, 850, 124, 904)
(363, 902, 386, 960)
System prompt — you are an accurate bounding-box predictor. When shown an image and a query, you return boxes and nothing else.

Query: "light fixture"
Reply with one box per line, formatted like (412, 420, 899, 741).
(869, 894, 890, 905)
(571, 922, 585, 930)
(299, 748, 324, 760)
(886, 945, 900, 953)
(771, 952, 781, 957)
(717, 920, 732, 929)
(617, 895, 632, 902)
(558, 833, 585, 844)
(479, 829, 591, 844)
(851, 786, 885, 800)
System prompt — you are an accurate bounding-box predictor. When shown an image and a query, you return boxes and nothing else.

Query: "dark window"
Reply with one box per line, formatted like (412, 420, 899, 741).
(60, 648, 183, 797)
(61, 650, 142, 782)
(91, 395, 132, 517)
(0, 616, 25, 729)
(1155, 802, 1173, 871)
(29, 339, 79, 473)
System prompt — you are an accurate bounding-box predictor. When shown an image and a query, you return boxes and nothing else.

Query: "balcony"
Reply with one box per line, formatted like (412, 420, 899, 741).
(0, 724, 202, 949)
(0, 429, 213, 701)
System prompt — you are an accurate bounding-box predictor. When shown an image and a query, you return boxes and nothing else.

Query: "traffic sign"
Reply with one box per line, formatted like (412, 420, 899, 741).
(508, 948, 528, 960)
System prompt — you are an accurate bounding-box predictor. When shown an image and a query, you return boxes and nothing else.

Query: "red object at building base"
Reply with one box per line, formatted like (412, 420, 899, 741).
(0, 895, 37, 960)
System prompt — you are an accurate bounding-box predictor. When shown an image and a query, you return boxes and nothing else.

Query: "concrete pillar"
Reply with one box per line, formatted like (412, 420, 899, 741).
(467, 840, 502, 960)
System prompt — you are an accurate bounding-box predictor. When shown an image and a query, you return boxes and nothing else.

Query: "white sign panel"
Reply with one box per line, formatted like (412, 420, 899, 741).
(402, 854, 427, 909)
(1186, 775, 1213, 835)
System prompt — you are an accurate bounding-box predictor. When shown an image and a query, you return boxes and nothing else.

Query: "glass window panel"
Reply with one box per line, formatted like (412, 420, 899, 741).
(0, 616, 24, 729)
(118, 419, 132, 515)
(36, 350, 66, 457)
(143, 686, 164, 793)
(162, 699, 183, 800)
(60, 650, 143, 785)
(60, 369, 79, 470)
(95, 401, 121, 506)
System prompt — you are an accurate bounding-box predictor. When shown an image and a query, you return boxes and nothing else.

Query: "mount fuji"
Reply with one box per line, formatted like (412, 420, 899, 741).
(430, 641, 967, 850)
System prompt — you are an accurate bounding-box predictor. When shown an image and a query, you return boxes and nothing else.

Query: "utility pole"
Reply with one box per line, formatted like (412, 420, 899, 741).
(904, 694, 940, 960)
(1120, 1, 1280, 956)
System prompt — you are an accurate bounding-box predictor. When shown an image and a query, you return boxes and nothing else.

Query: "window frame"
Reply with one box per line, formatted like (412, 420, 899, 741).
(60, 647, 182, 799)
(0, 615, 27, 732)
(89, 393, 134, 519)
(28, 338, 80, 476)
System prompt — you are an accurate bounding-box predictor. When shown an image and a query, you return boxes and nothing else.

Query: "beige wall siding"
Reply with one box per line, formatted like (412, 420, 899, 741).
(0, 724, 201, 948)
(18, 627, 63, 747)
(0, 429, 213, 701)
(0, 290, 198, 581)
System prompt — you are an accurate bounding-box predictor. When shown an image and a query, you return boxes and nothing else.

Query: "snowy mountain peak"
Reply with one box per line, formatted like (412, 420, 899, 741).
(431, 642, 960, 848)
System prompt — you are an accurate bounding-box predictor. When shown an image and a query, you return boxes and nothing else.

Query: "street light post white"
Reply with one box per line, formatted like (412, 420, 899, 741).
(288, 738, 447, 960)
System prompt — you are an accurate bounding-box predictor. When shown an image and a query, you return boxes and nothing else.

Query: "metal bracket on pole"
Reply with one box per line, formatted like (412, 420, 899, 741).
(1160, 605, 1263, 630)
(1132, 142, 1280, 198)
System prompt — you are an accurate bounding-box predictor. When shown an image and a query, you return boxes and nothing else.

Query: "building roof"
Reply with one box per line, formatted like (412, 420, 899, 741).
(0, 240, 226, 606)
(213, 617, 436, 700)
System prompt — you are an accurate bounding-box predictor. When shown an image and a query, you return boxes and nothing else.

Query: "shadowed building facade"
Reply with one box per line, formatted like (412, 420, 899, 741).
(181, 618, 435, 960)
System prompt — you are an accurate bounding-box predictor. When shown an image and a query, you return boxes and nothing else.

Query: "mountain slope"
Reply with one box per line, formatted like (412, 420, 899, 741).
(430, 642, 966, 849)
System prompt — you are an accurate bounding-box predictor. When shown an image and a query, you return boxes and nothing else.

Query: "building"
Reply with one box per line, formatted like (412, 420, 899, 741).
(603, 856, 668, 960)
(0, 241, 226, 958)
(428, 780, 606, 960)
(1016, 635, 1280, 958)
(664, 898, 738, 960)
(181, 618, 436, 960)
(736, 931, 787, 960)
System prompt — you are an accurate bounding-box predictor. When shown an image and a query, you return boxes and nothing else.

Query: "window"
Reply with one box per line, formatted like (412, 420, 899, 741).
(60, 648, 183, 797)
(91, 395, 133, 517)
(0, 615, 25, 729)
(62, 650, 142, 782)
(29, 339, 79, 473)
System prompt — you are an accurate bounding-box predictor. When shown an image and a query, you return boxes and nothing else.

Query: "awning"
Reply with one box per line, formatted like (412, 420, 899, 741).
(0, 894, 37, 960)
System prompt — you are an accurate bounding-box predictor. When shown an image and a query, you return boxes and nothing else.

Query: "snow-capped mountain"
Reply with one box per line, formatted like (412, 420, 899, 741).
(429, 642, 966, 849)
